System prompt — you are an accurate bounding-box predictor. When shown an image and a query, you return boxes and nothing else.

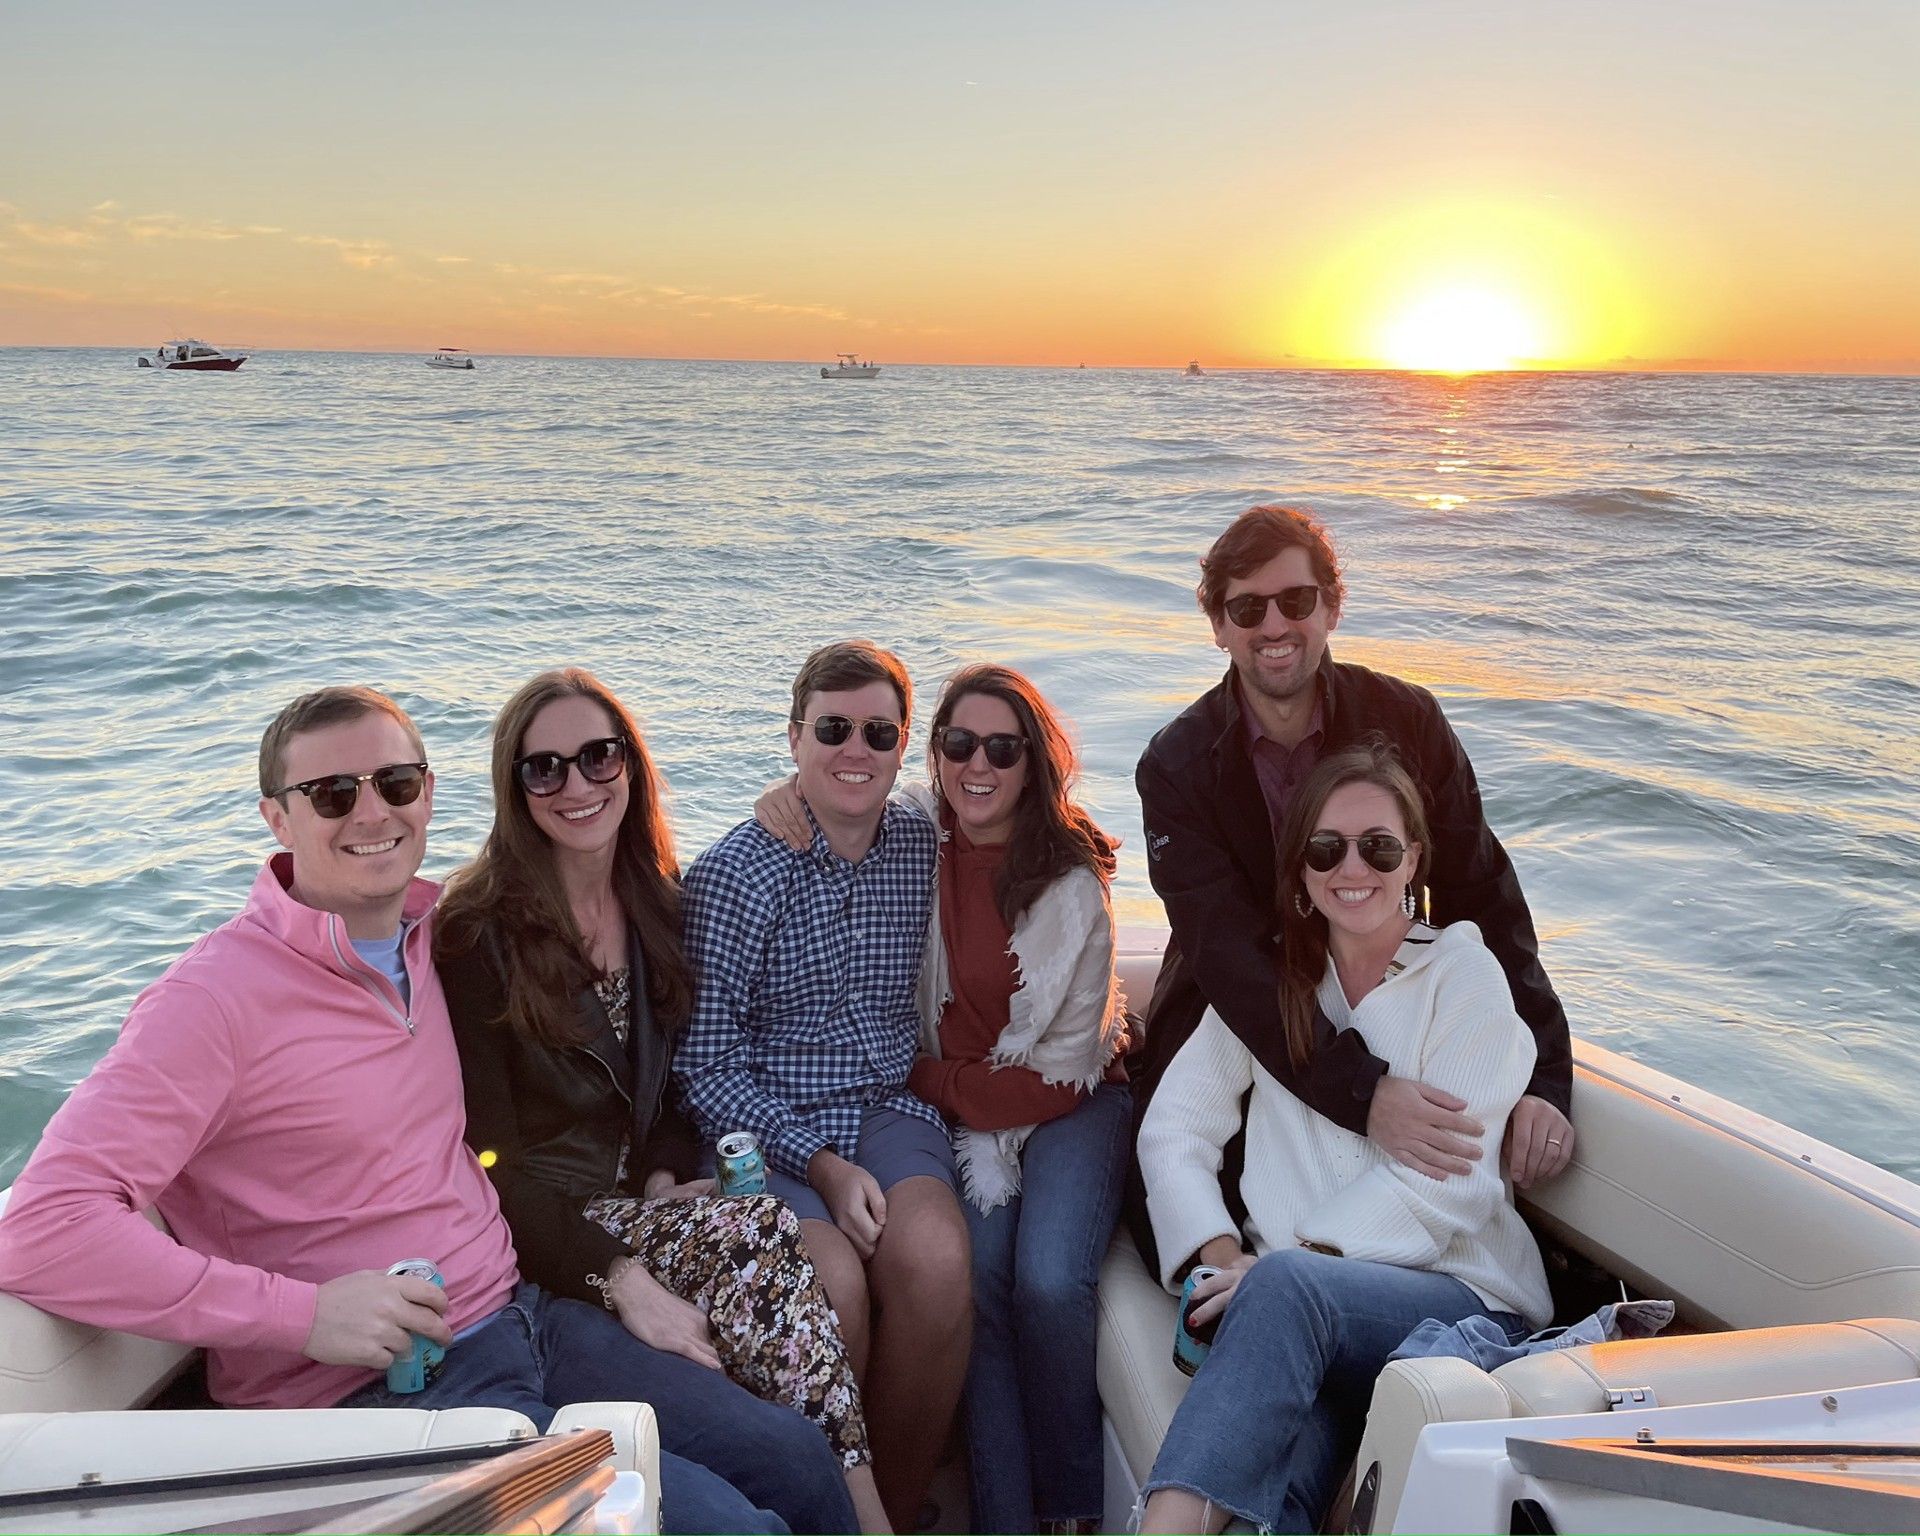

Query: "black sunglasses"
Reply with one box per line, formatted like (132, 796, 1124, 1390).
(1303, 832, 1408, 874)
(515, 737, 630, 797)
(272, 762, 429, 820)
(935, 726, 1028, 770)
(792, 715, 902, 752)
(1224, 585, 1321, 628)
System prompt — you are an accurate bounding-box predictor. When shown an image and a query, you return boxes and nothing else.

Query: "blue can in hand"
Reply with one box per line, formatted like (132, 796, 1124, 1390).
(1173, 1264, 1223, 1377)
(716, 1131, 768, 1196)
(385, 1258, 446, 1395)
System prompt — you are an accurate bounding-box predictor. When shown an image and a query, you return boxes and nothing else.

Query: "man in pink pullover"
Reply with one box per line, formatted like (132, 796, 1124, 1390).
(0, 686, 853, 1536)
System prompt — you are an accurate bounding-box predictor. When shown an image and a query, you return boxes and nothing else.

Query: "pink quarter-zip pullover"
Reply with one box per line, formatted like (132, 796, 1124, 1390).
(0, 854, 519, 1409)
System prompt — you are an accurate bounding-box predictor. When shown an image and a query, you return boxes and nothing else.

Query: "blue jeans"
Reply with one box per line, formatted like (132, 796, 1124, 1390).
(337, 1282, 856, 1535)
(963, 1081, 1131, 1533)
(1144, 1249, 1523, 1533)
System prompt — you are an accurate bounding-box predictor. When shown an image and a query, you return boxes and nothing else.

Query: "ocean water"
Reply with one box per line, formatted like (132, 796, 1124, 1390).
(2, 350, 1917, 1185)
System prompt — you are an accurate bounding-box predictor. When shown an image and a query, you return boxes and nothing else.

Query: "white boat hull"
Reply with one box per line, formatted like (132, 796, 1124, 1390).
(821, 366, 879, 379)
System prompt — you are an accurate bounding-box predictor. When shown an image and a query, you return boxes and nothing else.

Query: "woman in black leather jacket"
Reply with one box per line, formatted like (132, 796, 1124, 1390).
(436, 668, 887, 1531)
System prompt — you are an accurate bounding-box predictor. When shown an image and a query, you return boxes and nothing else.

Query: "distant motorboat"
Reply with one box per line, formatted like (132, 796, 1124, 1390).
(426, 347, 476, 371)
(821, 353, 880, 379)
(1185, 359, 1204, 376)
(137, 339, 246, 371)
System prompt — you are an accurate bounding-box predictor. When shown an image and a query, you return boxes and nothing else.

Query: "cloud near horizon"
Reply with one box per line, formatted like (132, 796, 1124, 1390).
(0, 197, 889, 355)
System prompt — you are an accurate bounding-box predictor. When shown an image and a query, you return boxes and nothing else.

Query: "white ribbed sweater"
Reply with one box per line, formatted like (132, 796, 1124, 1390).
(1138, 921, 1553, 1328)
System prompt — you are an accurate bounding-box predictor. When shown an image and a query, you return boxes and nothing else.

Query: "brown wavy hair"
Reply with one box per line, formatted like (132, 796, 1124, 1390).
(1197, 504, 1346, 621)
(927, 663, 1118, 923)
(437, 669, 692, 1046)
(1274, 740, 1431, 1070)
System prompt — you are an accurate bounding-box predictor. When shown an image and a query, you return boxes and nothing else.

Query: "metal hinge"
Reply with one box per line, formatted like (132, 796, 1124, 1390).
(1606, 1385, 1660, 1411)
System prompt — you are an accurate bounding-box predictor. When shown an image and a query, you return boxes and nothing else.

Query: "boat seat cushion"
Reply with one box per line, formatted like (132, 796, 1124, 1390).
(1095, 1230, 1189, 1487)
(1352, 1316, 1920, 1532)
(1492, 1316, 1920, 1416)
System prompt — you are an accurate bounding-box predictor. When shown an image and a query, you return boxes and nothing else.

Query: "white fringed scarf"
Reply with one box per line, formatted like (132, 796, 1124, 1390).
(909, 782, 1127, 1212)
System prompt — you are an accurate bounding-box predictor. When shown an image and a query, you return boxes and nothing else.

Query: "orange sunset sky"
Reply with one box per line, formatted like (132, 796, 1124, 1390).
(3, 2, 1917, 372)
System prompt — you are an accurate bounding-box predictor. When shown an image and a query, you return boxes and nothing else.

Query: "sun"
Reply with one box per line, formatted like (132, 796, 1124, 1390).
(1379, 285, 1546, 372)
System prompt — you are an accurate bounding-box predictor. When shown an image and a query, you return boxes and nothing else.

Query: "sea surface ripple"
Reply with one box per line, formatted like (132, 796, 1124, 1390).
(2, 351, 1917, 1182)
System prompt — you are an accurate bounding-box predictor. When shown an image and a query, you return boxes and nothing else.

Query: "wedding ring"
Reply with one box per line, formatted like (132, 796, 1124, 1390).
(1545, 1137, 1563, 1147)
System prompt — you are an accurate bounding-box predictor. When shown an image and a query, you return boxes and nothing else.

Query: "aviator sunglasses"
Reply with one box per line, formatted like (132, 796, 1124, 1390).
(1224, 585, 1321, 628)
(792, 715, 902, 752)
(935, 726, 1029, 769)
(515, 737, 630, 797)
(271, 762, 429, 820)
(1303, 831, 1409, 874)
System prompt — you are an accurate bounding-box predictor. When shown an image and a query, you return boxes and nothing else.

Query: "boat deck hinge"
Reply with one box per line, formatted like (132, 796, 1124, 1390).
(1606, 1385, 1660, 1411)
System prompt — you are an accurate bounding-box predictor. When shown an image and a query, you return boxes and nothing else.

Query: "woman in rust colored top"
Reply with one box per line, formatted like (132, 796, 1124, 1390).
(904, 664, 1130, 1536)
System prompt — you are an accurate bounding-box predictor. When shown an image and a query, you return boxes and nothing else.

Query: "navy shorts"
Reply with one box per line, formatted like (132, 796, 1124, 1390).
(720, 1106, 956, 1225)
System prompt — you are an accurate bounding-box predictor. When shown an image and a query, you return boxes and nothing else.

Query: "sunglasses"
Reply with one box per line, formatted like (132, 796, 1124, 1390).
(272, 762, 429, 820)
(515, 737, 630, 797)
(1223, 585, 1321, 628)
(935, 726, 1029, 769)
(792, 715, 902, 752)
(1303, 832, 1408, 874)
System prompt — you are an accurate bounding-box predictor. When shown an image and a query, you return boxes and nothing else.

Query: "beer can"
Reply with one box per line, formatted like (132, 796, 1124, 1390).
(1172, 1264, 1223, 1377)
(385, 1258, 446, 1395)
(716, 1131, 768, 1197)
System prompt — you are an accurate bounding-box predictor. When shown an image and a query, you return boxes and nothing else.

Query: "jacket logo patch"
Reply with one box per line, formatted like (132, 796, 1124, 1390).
(1148, 831, 1170, 862)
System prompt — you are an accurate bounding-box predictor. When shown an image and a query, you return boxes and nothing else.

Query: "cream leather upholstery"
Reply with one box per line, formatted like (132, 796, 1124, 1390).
(0, 1289, 193, 1415)
(1353, 1318, 1920, 1532)
(1515, 1057, 1920, 1331)
(0, 1405, 540, 1491)
(1095, 1228, 1189, 1488)
(1493, 1317, 1920, 1417)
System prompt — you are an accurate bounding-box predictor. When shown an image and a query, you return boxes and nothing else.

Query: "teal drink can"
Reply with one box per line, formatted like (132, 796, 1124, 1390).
(385, 1258, 446, 1394)
(716, 1131, 768, 1196)
(1173, 1264, 1223, 1377)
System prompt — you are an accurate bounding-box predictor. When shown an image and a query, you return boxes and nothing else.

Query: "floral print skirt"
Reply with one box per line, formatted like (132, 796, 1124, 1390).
(582, 1191, 869, 1469)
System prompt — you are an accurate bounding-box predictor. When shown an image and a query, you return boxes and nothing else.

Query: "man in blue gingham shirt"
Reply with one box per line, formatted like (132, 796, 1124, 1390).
(674, 640, 970, 1530)
(678, 797, 939, 1175)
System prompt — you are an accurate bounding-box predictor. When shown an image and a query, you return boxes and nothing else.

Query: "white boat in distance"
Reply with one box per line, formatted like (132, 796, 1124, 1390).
(820, 353, 880, 379)
(1185, 359, 1204, 376)
(137, 339, 247, 371)
(425, 347, 476, 370)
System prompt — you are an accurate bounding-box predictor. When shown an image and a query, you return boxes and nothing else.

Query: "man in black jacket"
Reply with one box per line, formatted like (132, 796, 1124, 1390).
(1134, 505, 1574, 1239)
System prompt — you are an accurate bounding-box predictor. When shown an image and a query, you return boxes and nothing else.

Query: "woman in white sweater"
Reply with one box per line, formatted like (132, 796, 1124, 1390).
(1136, 742, 1552, 1535)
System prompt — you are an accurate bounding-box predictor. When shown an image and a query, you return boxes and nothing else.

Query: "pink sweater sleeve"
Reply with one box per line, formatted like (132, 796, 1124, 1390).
(0, 979, 319, 1356)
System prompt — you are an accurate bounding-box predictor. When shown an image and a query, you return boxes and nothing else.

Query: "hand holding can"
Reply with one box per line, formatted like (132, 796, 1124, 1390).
(384, 1259, 447, 1394)
(1173, 1264, 1223, 1377)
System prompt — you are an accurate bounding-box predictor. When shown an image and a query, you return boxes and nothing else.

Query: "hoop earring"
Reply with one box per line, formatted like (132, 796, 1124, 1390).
(1402, 886, 1418, 919)
(1293, 890, 1314, 918)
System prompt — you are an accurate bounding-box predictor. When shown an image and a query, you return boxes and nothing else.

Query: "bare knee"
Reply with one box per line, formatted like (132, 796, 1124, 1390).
(801, 1218, 871, 1355)
(870, 1181, 971, 1318)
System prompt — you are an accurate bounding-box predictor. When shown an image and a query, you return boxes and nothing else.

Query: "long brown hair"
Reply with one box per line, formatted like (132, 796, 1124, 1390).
(438, 668, 693, 1046)
(1274, 740, 1431, 1070)
(927, 664, 1118, 923)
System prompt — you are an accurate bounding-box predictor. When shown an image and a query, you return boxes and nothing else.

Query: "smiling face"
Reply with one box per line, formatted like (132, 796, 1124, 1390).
(1209, 545, 1338, 707)
(519, 694, 629, 862)
(936, 690, 1028, 845)
(788, 678, 906, 837)
(259, 711, 434, 938)
(1300, 780, 1420, 943)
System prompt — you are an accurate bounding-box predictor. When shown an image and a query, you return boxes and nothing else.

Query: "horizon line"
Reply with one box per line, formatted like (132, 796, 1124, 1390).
(8, 344, 1918, 379)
